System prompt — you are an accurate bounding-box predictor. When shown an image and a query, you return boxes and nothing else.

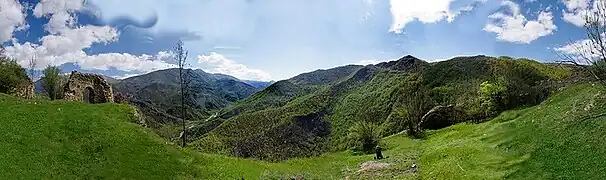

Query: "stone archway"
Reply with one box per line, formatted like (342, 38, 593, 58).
(83, 87, 95, 103)
(63, 71, 114, 103)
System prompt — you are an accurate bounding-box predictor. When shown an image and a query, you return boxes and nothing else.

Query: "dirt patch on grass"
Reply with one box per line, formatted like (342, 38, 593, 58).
(357, 161, 392, 173)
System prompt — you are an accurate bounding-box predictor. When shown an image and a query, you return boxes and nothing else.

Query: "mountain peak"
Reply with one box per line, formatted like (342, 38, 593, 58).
(401, 55, 418, 59)
(375, 55, 425, 71)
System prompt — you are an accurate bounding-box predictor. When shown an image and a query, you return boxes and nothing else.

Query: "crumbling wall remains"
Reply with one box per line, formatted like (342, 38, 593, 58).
(63, 71, 114, 103)
(9, 79, 34, 99)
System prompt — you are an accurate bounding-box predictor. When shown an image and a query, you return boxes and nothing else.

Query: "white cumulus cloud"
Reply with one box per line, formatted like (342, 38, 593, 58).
(4, 41, 175, 71)
(555, 33, 606, 63)
(4, 0, 175, 74)
(560, 0, 606, 27)
(388, 0, 484, 33)
(198, 52, 271, 81)
(0, 0, 27, 43)
(562, 0, 591, 27)
(483, 1, 556, 44)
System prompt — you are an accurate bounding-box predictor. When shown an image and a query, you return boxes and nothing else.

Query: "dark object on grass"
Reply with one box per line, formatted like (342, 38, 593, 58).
(374, 145, 384, 160)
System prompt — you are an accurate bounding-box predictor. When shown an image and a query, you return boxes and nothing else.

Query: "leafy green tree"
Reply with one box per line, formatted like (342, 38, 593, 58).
(389, 77, 433, 138)
(430, 86, 454, 105)
(382, 107, 409, 136)
(479, 80, 506, 116)
(42, 66, 61, 100)
(347, 121, 382, 154)
(405, 90, 430, 138)
(0, 58, 28, 94)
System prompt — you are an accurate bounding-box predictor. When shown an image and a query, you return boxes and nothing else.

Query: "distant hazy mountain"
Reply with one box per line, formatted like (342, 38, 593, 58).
(242, 80, 275, 90)
(111, 68, 262, 127)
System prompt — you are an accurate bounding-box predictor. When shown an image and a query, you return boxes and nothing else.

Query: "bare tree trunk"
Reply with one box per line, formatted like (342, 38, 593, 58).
(28, 55, 37, 79)
(174, 40, 189, 147)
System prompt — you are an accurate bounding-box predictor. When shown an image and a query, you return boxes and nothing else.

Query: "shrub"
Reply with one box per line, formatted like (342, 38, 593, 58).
(42, 66, 62, 100)
(347, 121, 382, 154)
(430, 85, 455, 105)
(113, 92, 132, 104)
(0, 59, 28, 94)
(479, 80, 507, 116)
(382, 107, 408, 136)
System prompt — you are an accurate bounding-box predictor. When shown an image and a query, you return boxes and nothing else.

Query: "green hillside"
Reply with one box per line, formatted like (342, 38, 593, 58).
(0, 94, 203, 179)
(191, 55, 580, 161)
(419, 83, 606, 179)
(1, 83, 605, 179)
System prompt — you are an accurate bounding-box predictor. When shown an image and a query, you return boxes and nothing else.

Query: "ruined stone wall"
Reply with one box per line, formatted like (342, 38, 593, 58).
(63, 71, 114, 103)
(9, 79, 34, 99)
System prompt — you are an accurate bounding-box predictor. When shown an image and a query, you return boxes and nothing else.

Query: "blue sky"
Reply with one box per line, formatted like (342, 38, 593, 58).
(0, 0, 597, 81)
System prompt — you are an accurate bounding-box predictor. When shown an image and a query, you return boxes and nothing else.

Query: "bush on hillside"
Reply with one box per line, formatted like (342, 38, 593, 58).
(347, 121, 382, 154)
(113, 92, 132, 104)
(479, 80, 507, 116)
(430, 86, 455, 105)
(42, 66, 62, 100)
(382, 107, 409, 136)
(0, 59, 29, 94)
(478, 78, 549, 120)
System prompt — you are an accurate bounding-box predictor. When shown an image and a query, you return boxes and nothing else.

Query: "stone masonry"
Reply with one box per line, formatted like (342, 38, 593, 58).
(63, 71, 114, 103)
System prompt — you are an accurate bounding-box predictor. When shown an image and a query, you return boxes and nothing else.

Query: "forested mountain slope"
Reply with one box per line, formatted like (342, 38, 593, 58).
(190, 55, 583, 161)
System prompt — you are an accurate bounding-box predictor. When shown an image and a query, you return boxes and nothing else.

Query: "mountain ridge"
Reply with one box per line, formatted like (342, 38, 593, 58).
(189, 54, 584, 161)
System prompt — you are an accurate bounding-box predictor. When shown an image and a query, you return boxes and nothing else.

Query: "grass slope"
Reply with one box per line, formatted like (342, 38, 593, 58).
(420, 83, 606, 179)
(0, 94, 201, 179)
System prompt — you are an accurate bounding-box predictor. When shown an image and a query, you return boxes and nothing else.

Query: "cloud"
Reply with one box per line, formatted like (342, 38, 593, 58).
(354, 59, 386, 65)
(33, 0, 86, 16)
(0, 0, 27, 42)
(388, 0, 484, 33)
(561, 0, 590, 27)
(556, 39, 590, 55)
(197, 52, 271, 81)
(555, 34, 605, 62)
(88, 0, 381, 43)
(560, 0, 606, 27)
(213, 46, 242, 50)
(483, 1, 556, 44)
(4, 41, 175, 71)
(4, 0, 175, 74)
(111, 73, 143, 80)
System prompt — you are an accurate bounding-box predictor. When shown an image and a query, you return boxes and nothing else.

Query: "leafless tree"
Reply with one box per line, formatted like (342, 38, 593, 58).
(174, 40, 191, 147)
(28, 55, 37, 79)
(0, 45, 6, 61)
(557, 1, 606, 82)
